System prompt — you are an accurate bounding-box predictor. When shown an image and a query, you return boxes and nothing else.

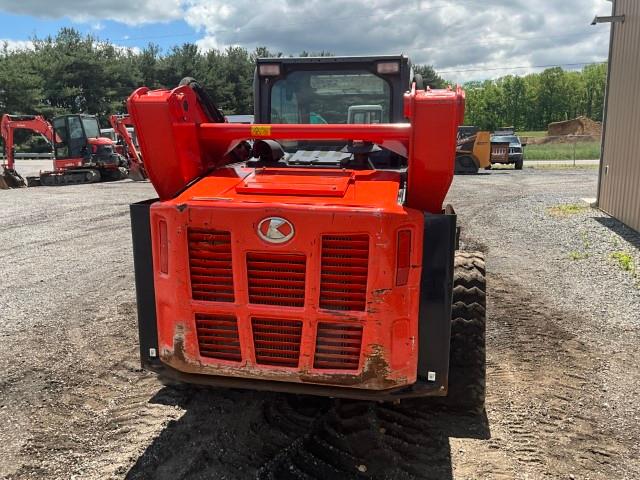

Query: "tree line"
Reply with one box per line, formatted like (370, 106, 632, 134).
(463, 63, 607, 131)
(1, 28, 607, 136)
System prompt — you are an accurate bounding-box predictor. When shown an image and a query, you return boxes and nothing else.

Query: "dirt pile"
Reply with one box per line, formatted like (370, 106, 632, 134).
(522, 117, 603, 145)
(548, 116, 602, 137)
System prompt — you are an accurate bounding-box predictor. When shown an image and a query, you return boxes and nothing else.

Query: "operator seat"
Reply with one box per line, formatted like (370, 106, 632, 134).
(179, 77, 226, 123)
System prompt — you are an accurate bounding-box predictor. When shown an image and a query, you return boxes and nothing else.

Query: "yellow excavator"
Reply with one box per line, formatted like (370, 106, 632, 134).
(454, 127, 492, 174)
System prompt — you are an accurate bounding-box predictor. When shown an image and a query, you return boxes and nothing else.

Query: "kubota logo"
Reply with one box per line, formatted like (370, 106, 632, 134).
(257, 217, 294, 244)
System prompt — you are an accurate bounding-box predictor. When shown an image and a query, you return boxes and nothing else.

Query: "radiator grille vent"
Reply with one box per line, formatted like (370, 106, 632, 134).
(314, 323, 363, 370)
(188, 229, 234, 303)
(252, 318, 303, 367)
(195, 313, 241, 361)
(320, 235, 369, 311)
(247, 252, 306, 307)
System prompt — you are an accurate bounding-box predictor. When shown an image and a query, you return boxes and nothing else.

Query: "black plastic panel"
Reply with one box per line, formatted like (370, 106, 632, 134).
(130, 199, 161, 369)
(417, 209, 457, 391)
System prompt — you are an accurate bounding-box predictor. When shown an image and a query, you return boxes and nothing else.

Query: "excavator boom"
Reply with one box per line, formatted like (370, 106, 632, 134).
(0, 114, 55, 189)
(109, 114, 147, 181)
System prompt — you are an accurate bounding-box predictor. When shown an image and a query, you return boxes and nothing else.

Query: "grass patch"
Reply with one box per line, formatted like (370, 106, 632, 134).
(524, 141, 601, 160)
(547, 203, 588, 216)
(568, 231, 591, 260)
(579, 231, 591, 250)
(520, 131, 547, 138)
(529, 164, 599, 170)
(610, 251, 635, 272)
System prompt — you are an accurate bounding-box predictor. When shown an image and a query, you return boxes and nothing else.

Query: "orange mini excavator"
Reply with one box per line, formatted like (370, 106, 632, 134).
(1, 113, 126, 188)
(129, 59, 487, 411)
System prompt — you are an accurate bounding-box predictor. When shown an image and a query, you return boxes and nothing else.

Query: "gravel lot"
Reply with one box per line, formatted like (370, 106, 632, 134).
(0, 164, 638, 479)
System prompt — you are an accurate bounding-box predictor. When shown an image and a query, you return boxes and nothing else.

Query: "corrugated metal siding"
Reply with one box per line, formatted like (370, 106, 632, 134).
(599, 0, 640, 232)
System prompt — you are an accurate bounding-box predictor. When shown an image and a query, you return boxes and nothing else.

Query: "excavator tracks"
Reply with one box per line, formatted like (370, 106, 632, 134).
(39, 169, 102, 186)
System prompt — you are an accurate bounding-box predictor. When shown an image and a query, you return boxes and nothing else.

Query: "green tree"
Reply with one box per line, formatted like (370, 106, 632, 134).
(0, 27, 609, 132)
(219, 46, 254, 114)
(461, 64, 607, 131)
(137, 43, 162, 88)
(413, 64, 446, 89)
(0, 44, 43, 114)
(582, 63, 607, 121)
(158, 43, 204, 88)
(500, 76, 527, 129)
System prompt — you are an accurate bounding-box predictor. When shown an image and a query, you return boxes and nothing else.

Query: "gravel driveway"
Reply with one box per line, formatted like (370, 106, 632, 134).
(0, 166, 638, 479)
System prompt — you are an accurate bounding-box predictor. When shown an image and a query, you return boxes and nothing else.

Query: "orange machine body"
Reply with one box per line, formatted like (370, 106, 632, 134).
(151, 167, 424, 389)
(129, 82, 464, 396)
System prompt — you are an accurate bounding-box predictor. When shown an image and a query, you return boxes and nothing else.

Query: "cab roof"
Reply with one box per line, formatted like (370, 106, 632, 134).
(256, 55, 408, 65)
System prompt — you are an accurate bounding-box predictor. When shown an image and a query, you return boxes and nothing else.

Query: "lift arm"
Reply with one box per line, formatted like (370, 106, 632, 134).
(127, 84, 465, 212)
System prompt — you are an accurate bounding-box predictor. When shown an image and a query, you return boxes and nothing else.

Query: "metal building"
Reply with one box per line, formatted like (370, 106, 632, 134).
(597, 0, 640, 232)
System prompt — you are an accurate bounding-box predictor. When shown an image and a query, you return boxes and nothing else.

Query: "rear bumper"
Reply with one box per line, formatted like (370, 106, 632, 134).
(491, 154, 523, 164)
(130, 200, 456, 399)
(144, 359, 449, 400)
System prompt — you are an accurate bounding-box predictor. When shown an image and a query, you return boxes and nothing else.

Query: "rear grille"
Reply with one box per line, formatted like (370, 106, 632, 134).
(188, 229, 234, 302)
(320, 235, 369, 311)
(195, 313, 241, 361)
(314, 323, 363, 370)
(252, 318, 303, 367)
(247, 252, 306, 307)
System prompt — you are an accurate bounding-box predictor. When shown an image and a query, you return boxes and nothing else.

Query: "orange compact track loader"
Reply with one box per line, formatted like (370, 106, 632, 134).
(129, 57, 487, 410)
(455, 127, 493, 174)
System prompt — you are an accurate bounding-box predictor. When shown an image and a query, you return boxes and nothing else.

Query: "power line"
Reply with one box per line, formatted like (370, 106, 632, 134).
(421, 29, 608, 52)
(437, 61, 607, 75)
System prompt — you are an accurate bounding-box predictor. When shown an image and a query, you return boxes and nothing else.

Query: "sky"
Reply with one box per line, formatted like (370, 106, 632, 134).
(0, 0, 614, 83)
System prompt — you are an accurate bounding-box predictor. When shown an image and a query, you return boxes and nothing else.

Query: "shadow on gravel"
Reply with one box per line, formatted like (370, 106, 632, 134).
(593, 216, 640, 249)
(126, 386, 490, 480)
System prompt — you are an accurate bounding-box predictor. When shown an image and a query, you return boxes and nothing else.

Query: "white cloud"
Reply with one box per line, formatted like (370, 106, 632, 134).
(109, 43, 142, 55)
(178, 0, 613, 81)
(0, 0, 614, 81)
(1, 37, 140, 55)
(0, 39, 34, 51)
(0, 0, 183, 25)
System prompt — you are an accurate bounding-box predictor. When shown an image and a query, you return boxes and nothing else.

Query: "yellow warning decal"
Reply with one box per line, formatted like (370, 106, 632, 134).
(251, 125, 271, 137)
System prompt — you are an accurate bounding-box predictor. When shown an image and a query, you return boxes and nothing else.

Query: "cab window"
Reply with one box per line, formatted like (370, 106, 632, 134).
(270, 70, 391, 124)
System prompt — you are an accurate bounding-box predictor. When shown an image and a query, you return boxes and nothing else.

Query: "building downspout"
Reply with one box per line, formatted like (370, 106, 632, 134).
(596, 0, 617, 207)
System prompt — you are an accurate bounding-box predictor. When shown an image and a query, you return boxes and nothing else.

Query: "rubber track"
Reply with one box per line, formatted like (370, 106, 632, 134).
(446, 251, 487, 412)
(257, 400, 454, 479)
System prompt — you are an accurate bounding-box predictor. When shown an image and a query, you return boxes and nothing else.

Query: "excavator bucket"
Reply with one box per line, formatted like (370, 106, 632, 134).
(127, 162, 147, 182)
(0, 168, 27, 189)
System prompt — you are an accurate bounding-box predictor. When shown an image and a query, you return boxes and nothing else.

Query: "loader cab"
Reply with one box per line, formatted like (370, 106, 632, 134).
(253, 55, 411, 167)
(52, 114, 103, 160)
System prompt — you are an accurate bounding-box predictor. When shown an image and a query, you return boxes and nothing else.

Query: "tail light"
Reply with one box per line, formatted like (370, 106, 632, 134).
(159, 220, 168, 274)
(377, 61, 400, 74)
(258, 64, 281, 76)
(92, 144, 98, 153)
(396, 230, 411, 286)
